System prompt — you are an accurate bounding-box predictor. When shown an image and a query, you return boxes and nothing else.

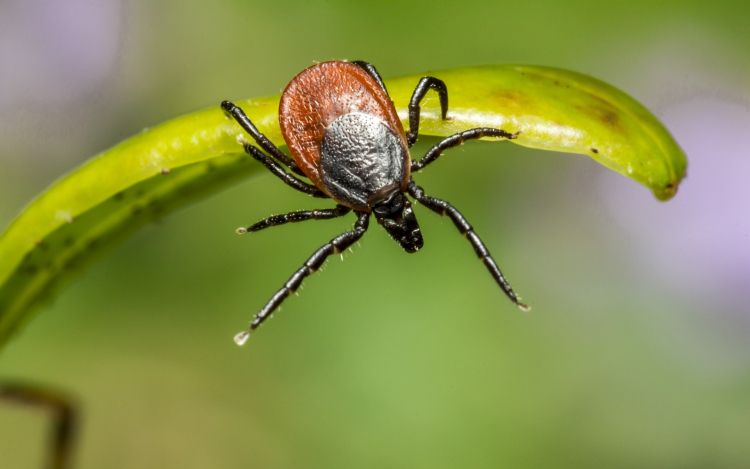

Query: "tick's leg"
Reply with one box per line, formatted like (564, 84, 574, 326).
(411, 128, 520, 172)
(221, 100, 305, 176)
(242, 143, 328, 198)
(407, 180, 528, 311)
(234, 211, 371, 344)
(350, 61, 389, 96)
(1, 382, 77, 469)
(406, 77, 449, 147)
(237, 205, 351, 234)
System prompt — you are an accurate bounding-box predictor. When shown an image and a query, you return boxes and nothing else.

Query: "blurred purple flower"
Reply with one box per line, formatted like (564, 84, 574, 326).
(0, 0, 122, 107)
(601, 97, 750, 316)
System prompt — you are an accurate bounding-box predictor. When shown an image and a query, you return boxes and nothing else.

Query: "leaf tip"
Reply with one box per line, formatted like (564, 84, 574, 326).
(653, 182, 679, 201)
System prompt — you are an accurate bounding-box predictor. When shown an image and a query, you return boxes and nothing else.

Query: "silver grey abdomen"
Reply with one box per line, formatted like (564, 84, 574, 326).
(320, 112, 408, 209)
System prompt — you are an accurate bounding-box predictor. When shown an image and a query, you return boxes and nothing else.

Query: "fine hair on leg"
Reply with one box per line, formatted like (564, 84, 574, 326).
(238, 205, 352, 234)
(407, 180, 528, 311)
(234, 211, 371, 345)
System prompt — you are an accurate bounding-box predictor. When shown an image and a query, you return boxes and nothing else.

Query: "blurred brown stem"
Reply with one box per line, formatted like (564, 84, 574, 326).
(0, 382, 78, 469)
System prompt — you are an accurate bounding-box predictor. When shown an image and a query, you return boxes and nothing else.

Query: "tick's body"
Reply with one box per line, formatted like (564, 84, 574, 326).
(222, 61, 527, 344)
(280, 61, 410, 210)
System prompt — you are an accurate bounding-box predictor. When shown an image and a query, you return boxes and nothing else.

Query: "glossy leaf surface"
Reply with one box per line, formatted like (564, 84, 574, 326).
(0, 64, 687, 349)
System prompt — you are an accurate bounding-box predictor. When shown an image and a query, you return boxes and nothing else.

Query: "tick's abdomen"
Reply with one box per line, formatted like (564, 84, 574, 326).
(278, 61, 410, 210)
(320, 112, 407, 208)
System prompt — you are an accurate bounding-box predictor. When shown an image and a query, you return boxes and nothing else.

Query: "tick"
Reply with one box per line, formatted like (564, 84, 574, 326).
(222, 61, 528, 345)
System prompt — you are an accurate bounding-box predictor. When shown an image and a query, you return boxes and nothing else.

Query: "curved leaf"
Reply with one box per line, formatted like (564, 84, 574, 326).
(0, 64, 687, 349)
(389, 65, 686, 201)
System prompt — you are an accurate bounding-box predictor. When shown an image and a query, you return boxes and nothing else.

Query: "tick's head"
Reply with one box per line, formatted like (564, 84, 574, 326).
(372, 190, 423, 253)
(371, 189, 405, 218)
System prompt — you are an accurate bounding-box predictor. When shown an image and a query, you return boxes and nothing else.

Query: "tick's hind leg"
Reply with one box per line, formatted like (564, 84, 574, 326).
(234, 211, 371, 345)
(221, 100, 305, 177)
(407, 180, 528, 311)
(1, 382, 77, 469)
(237, 205, 351, 234)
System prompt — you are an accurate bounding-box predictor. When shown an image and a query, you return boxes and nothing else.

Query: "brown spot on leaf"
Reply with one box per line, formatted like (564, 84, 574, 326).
(575, 103, 622, 130)
(577, 93, 623, 129)
(493, 90, 527, 110)
(599, 109, 619, 125)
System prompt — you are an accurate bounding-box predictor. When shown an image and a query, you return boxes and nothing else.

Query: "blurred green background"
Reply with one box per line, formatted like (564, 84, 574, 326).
(1, 0, 749, 468)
